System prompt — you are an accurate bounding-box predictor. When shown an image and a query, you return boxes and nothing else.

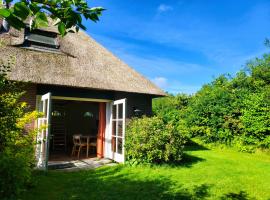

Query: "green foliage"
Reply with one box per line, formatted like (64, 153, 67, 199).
(152, 54, 270, 151)
(0, 53, 39, 199)
(0, 0, 105, 36)
(186, 75, 241, 144)
(185, 55, 270, 149)
(153, 94, 190, 124)
(125, 116, 186, 164)
(153, 94, 191, 138)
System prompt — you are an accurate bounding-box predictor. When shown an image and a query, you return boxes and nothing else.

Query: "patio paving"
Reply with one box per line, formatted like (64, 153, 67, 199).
(48, 157, 117, 171)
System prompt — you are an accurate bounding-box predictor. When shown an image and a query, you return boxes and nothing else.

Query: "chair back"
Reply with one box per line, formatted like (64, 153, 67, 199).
(73, 134, 82, 145)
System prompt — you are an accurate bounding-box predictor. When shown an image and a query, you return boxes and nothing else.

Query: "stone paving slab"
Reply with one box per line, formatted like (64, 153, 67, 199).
(48, 158, 117, 171)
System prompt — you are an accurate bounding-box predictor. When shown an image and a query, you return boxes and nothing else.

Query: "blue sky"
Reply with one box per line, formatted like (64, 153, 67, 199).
(86, 0, 270, 94)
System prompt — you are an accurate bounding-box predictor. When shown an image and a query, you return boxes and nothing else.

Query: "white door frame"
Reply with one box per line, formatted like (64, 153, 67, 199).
(104, 99, 126, 163)
(36, 93, 52, 170)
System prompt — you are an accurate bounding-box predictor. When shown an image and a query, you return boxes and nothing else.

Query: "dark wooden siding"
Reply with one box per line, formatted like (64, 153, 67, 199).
(114, 92, 152, 118)
(22, 84, 154, 120)
(19, 84, 37, 131)
(36, 84, 154, 118)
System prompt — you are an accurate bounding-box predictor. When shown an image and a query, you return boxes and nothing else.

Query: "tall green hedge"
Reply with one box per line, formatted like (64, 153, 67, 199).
(153, 54, 270, 151)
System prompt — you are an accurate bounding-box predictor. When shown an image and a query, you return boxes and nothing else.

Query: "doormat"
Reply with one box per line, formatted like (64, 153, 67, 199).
(48, 162, 76, 170)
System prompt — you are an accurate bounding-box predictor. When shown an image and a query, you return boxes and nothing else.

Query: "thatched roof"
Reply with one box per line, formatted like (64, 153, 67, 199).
(0, 25, 166, 96)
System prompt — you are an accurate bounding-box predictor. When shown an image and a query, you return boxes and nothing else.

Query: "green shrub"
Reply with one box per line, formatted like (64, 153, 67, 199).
(0, 143, 35, 198)
(0, 53, 38, 199)
(151, 54, 270, 151)
(125, 116, 186, 164)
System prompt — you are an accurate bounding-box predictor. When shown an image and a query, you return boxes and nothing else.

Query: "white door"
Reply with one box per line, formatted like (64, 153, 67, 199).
(105, 99, 126, 163)
(36, 93, 52, 170)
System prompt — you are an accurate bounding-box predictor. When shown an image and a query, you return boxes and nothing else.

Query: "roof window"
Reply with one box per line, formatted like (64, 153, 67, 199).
(23, 27, 60, 52)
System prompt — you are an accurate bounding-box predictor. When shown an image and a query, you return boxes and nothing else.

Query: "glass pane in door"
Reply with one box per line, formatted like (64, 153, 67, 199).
(117, 121, 123, 137)
(118, 104, 123, 119)
(111, 137, 116, 152)
(112, 121, 117, 136)
(112, 105, 117, 119)
(44, 100, 48, 116)
(117, 138, 123, 154)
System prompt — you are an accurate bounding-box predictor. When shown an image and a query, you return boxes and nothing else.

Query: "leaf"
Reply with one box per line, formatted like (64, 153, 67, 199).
(5, 14, 25, 30)
(35, 12, 48, 27)
(0, 9, 11, 18)
(29, 3, 41, 15)
(58, 22, 66, 36)
(89, 7, 106, 12)
(77, 23, 86, 30)
(14, 2, 30, 20)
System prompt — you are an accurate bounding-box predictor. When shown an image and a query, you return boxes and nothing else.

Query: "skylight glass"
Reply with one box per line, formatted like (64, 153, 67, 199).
(23, 27, 60, 51)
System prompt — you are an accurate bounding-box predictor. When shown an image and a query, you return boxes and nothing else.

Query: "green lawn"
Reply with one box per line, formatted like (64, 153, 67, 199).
(21, 145, 270, 200)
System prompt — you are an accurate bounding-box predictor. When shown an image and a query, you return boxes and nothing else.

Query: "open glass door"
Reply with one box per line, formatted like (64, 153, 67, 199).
(111, 99, 126, 163)
(36, 93, 52, 170)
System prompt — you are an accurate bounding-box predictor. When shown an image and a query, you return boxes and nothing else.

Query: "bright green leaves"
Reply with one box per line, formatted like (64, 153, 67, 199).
(5, 14, 25, 29)
(34, 12, 48, 28)
(14, 2, 29, 20)
(0, 0, 104, 36)
(85, 7, 105, 22)
(126, 116, 186, 164)
(0, 8, 10, 18)
(58, 22, 66, 37)
(1, 2, 30, 30)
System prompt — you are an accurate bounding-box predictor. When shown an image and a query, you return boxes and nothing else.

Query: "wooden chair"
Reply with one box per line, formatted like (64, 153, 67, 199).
(71, 134, 88, 159)
(89, 137, 97, 153)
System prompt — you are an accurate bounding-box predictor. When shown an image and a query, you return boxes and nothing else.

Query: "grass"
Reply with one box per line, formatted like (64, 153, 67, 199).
(21, 144, 270, 200)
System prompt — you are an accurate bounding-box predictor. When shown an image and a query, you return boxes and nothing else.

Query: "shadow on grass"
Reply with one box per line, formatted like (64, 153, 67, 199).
(65, 166, 212, 200)
(177, 153, 206, 168)
(184, 140, 209, 151)
(24, 166, 212, 200)
(147, 153, 205, 169)
(220, 191, 257, 200)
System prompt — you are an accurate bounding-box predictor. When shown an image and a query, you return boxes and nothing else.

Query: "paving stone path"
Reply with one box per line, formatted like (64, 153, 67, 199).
(48, 158, 117, 171)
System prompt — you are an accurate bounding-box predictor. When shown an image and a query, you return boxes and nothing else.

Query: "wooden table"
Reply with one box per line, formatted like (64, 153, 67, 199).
(80, 135, 97, 158)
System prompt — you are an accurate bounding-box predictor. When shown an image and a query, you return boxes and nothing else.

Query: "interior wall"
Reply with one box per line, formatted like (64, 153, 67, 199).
(65, 101, 99, 136)
(51, 99, 99, 153)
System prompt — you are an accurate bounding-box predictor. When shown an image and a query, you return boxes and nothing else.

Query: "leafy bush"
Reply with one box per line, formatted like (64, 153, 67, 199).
(0, 137, 35, 198)
(0, 51, 38, 199)
(125, 116, 186, 164)
(153, 94, 192, 139)
(153, 94, 190, 125)
(151, 54, 270, 151)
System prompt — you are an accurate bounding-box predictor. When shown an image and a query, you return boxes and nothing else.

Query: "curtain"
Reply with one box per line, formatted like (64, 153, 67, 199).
(97, 102, 106, 158)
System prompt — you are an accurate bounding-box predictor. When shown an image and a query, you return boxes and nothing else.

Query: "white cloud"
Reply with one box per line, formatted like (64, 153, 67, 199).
(151, 77, 201, 94)
(157, 4, 173, 13)
(151, 77, 169, 89)
(165, 81, 202, 94)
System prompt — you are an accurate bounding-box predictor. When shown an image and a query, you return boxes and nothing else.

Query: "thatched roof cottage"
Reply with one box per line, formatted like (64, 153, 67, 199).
(0, 22, 165, 169)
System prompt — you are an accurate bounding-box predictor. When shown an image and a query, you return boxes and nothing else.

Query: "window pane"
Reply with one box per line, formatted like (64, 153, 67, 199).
(111, 137, 116, 153)
(44, 100, 48, 116)
(112, 105, 117, 119)
(112, 121, 117, 136)
(118, 121, 123, 137)
(27, 33, 57, 46)
(118, 104, 123, 119)
(117, 138, 123, 154)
